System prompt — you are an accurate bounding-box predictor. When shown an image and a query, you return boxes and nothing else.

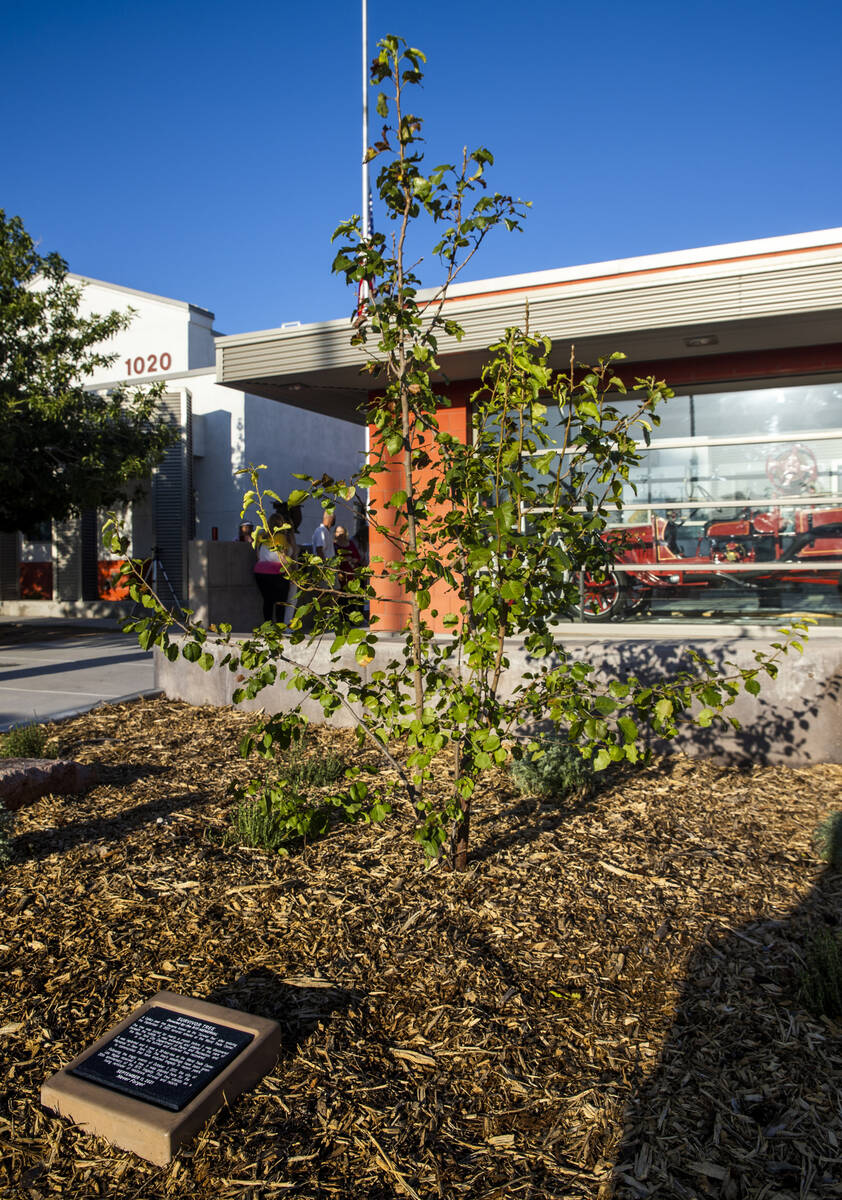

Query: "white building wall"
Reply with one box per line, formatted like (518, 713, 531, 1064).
(187, 372, 246, 540)
(73, 276, 201, 383)
(242, 392, 364, 542)
(186, 375, 364, 541)
(10, 274, 366, 609)
(71, 276, 366, 542)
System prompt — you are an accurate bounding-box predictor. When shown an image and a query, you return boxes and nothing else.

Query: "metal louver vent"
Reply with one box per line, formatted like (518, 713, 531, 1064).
(153, 391, 193, 609)
(0, 532, 19, 601)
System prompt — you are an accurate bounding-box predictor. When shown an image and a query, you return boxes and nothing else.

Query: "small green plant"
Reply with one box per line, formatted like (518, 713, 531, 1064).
(813, 812, 842, 870)
(0, 802, 13, 867)
(509, 736, 595, 803)
(279, 743, 347, 790)
(230, 732, 382, 851)
(232, 784, 332, 852)
(1, 723, 49, 758)
(797, 928, 842, 1019)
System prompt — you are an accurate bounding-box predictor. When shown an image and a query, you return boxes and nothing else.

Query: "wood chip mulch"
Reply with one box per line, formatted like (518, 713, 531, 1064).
(1, 696, 841, 1199)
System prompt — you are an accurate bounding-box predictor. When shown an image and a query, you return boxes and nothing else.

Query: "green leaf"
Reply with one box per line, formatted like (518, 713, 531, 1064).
(617, 716, 637, 743)
(578, 400, 600, 420)
(593, 748, 612, 772)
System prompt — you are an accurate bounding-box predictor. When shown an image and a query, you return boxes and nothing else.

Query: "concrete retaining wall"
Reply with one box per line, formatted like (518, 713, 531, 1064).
(154, 624, 842, 765)
(188, 540, 263, 632)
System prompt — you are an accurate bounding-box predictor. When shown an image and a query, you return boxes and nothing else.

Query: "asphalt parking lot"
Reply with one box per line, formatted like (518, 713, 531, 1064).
(0, 622, 156, 731)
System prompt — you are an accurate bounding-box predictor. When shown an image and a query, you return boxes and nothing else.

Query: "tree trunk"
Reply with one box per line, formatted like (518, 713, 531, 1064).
(451, 797, 472, 871)
(451, 744, 472, 871)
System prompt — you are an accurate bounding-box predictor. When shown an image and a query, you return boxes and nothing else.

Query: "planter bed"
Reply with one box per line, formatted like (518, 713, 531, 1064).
(1, 697, 840, 1199)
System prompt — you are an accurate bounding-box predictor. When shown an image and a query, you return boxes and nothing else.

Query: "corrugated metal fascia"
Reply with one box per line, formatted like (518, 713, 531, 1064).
(218, 331, 367, 380)
(218, 259, 842, 383)
(216, 317, 350, 349)
(446, 251, 842, 318)
(432, 227, 842, 301)
(436, 261, 842, 344)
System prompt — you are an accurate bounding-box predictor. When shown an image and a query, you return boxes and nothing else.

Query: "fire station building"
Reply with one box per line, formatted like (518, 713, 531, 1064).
(215, 225, 842, 633)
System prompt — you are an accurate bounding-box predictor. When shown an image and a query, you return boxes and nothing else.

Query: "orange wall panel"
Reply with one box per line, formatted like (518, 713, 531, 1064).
(19, 563, 52, 600)
(368, 384, 472, 633)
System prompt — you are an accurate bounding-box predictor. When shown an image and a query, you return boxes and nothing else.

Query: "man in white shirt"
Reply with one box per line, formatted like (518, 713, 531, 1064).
(312, 509, 335, 560)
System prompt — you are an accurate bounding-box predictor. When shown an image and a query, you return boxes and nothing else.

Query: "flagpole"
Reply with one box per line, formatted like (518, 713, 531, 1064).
(361, 0, 370, 243)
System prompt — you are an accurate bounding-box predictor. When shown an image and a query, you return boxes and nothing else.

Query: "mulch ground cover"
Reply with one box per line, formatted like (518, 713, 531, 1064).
(1, 696, 841, 1200)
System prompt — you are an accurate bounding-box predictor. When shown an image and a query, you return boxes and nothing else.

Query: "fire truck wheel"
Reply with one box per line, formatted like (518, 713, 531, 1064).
(581, 570, 626, 621)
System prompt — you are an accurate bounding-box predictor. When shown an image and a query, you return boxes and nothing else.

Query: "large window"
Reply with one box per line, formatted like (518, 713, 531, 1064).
(536, 379, 842, 624)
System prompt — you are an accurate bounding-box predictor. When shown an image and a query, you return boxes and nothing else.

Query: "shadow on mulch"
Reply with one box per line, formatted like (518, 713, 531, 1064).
(208, 969, 354, 1042)
(611, 865, 842, 1199)
(470, 781, 608, 864)
(12, 786, 211, 864)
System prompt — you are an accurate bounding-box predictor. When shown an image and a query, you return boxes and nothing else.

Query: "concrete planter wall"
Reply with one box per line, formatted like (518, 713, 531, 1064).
(154, 625, 842, 766)
(188, 541, 263, 632)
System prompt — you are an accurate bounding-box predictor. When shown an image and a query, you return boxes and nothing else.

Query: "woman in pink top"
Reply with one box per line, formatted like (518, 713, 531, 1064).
(253, 506, 297, 623)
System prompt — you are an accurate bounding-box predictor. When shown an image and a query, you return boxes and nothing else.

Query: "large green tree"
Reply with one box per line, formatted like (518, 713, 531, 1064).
(0, 210, 177, 533)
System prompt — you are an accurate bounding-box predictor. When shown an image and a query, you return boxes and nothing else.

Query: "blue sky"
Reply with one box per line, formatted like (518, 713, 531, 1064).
(4, 0, 841, 335)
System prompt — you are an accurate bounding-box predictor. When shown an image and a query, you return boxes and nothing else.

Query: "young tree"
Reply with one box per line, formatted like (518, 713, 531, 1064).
(0, 210, 178, 532)
(113, 37, 808, 870)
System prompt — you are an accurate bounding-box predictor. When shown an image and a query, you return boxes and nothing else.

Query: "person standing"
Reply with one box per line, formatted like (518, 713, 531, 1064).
(311, 508, 335, 560)
(334, 524, 363, 619)
(253, 509, 295, 623)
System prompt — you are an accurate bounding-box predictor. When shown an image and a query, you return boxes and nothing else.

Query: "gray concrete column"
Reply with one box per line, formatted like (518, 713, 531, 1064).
(0, 532, 20, 601)
(52, 517, 82, 603)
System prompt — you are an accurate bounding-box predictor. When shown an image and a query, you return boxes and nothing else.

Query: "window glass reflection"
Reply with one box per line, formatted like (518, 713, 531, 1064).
(528, 376, 842, 623)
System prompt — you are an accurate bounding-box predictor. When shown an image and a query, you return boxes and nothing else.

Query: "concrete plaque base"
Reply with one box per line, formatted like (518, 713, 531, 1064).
(41, 990, 282, 1166)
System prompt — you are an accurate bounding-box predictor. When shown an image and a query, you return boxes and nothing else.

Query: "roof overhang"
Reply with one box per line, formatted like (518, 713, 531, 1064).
(216, 228, 842, 425)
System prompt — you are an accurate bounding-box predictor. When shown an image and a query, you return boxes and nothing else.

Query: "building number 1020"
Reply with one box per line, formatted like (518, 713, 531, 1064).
(124, 352, 172, 376)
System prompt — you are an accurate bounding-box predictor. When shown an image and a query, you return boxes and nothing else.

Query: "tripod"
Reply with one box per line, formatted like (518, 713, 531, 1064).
(131, 546, 183, 617)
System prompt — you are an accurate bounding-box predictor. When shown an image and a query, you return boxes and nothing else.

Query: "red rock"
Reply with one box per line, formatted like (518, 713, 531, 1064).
(0, 758, 98, 812)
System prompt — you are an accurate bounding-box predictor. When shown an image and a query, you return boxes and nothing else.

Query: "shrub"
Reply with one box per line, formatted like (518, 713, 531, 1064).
(232, 784, 332, 853)
(230, 740, 350, 851)
(280, 744, 347, 790)
(113, 34, 807, 871)
(509, 737, 595, 803)
(813, 812, 842, 870)
(797, 928, 842, 1019)
(1, 723, 49, 758)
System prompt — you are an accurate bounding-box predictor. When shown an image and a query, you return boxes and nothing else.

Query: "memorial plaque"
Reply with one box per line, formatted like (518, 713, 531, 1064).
(41, 991, 282, 1165)
(68, 1005, 254, 1112)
